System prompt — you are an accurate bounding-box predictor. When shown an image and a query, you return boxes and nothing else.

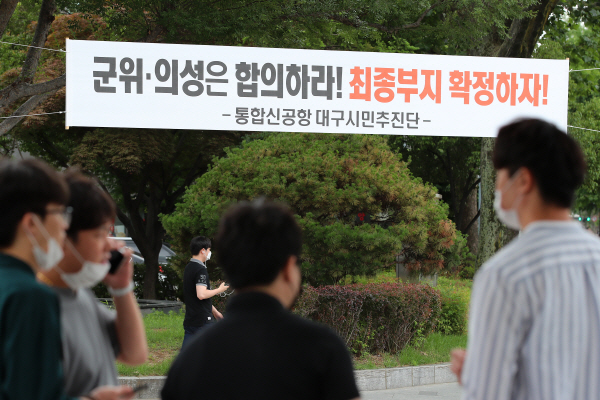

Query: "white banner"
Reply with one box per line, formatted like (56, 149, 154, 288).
(66, 39, 569, 137)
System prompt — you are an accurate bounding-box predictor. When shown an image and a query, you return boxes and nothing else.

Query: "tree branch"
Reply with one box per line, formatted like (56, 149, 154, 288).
(0, 91, 54, 137)
(464, 208, 481, 234)
(19, 0, 56, 82)
(0, 0, 19, 38)
(0, 74, 65, 111)
(327, 1, 444, 33)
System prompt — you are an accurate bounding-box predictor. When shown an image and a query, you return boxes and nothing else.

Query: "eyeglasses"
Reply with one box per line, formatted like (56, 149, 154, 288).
(46, 206, 73, 225)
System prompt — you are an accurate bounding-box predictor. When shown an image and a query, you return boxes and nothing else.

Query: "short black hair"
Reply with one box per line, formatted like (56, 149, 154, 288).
(215, 199, 302, 289)
(493, 118, 586, 208)
(0, 158, 69, 247)
(190, 236, 211, 256)
(64, 170, 116, 240)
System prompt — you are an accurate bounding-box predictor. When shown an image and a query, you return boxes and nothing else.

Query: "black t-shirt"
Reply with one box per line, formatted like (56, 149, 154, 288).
(162, 292, 360, 400)
(182, 259, 212, 327)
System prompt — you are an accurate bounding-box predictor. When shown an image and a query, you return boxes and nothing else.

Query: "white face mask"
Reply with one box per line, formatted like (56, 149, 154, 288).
(206, 250, 211, 261)
(26, 216, 65, 271)
(493, 170, 523, 231)
(57, 240, 110, 290)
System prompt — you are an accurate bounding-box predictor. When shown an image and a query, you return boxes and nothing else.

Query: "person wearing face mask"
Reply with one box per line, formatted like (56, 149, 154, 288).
(450, 119, 600, 400)
(36, 171, 148, 397)
(0, 159, 135, 400)
(181, 236, 228, 348)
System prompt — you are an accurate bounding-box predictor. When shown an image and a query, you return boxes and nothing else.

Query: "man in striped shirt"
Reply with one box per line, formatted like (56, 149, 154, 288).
(451, 119, 599, 400)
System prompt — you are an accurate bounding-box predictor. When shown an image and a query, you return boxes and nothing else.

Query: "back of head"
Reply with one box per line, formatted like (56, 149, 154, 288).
(215, 199, 302, 289)
(64, 170, 116, 240)
(190, 236, 211, 256)
(493, 119, 586, 208)
(0, 158, 69, 248)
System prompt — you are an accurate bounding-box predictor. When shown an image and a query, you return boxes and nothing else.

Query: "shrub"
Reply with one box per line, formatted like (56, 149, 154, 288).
(161, 133, 462, 286)
(436, 292, 468, 335)
(294, 282, 441, 355)
(435, 277, 471, 335)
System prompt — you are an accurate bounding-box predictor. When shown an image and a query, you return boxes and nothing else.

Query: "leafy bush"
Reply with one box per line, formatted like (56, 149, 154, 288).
(434, 277, 471, 335)
(294, 282, 441, 355)
(162, 133, 462, 286)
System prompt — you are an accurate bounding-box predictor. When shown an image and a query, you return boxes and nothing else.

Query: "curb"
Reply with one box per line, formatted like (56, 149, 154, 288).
(119, 363, 457, 399)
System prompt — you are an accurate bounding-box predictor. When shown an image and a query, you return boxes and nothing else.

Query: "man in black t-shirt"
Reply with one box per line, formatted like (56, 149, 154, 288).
(163, 200, 360, 400)
(181, 236, 228, 348)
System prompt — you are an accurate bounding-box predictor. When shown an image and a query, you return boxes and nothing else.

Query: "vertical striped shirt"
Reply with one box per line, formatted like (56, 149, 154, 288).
(462, 220, 600, 400)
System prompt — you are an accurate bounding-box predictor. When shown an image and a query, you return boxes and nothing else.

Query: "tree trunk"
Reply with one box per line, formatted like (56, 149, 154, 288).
(477, 0, 559, 268)
(0, 0, 19, 38)
(142, 246, 161, 299)
(477, 138, 518, 266)
(461, 186, 479, 255)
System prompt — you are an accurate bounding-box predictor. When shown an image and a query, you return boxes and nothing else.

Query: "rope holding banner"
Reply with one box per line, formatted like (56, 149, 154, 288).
(0, 40, 65, 52)
(0, 111, 66, 119)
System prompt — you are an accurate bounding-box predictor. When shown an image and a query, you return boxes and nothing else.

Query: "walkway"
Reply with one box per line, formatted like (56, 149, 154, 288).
(363, 382, 461, 399)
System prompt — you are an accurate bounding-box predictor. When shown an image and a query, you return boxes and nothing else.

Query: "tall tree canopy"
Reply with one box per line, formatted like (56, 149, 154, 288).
(1, 0, 559, 294)
(535, 1, 600, 221)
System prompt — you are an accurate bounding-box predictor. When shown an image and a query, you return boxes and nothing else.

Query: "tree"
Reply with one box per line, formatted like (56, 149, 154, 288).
(476, 0, 560, 267)
(162, 133, 463, 286)
(0, 0, 67, 135)
(13, 110, 242, 298)
(389, 136, 481, 253)
(2, 0, 550, 293)
(62, 0, 540, 54)
(535, 1, 600, 220)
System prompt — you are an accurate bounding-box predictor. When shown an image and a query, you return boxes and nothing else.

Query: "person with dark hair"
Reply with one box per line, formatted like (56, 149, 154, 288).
(181, 235, 228, 348)
(162, 199, 360, 400)
(451, 119, 600, 400)
(0, 158, 133, 400)
(37, 170, 148, 397)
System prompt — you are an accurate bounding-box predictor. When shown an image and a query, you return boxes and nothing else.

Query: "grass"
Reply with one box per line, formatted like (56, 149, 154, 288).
(117, 311, 184, 376)
(118, 272, 472, 376)
(353, 332, 467, 370)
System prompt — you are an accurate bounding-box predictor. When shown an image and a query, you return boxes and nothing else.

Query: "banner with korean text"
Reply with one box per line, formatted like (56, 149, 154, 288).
(66, 39, 569, 137)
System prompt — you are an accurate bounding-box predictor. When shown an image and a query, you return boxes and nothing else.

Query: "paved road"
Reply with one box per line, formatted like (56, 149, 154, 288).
(145, 383, 462, 400)
(362, 383, 462, 400)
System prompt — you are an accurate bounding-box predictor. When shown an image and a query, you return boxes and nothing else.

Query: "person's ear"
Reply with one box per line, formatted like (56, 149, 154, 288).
(20, 212, 37, 236)
(520, 168, 535, 194)
(281, 256, 298, 283)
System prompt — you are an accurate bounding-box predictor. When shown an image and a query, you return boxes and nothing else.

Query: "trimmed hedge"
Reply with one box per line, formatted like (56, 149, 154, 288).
(213, 282, 442, 355)
(294, 283, 441, 355)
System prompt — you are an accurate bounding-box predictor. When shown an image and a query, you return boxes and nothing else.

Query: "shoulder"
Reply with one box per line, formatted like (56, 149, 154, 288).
(7, 278, 57, 303)
(284, 312, 347, 348)
(2, 281, 60, 323)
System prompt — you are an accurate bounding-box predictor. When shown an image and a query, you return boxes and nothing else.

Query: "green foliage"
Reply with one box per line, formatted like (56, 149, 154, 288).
(388, 136, 481, 235)
(162, 133, 462, 285)
(536, 4, 600, 216)
(58, 0, 536, 54)
(293, 283, 442, 356)
(434, 276, 471, 335)
(0, 0, 40, 76)
(354, 332, 467, 369)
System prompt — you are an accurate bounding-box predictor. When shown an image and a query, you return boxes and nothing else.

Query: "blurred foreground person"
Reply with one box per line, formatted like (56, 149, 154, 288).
(0, 158, 133, 400)
(162, 199, 360, 400)
(451, 119, 598, 400)
(37, 171, 147, 396)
